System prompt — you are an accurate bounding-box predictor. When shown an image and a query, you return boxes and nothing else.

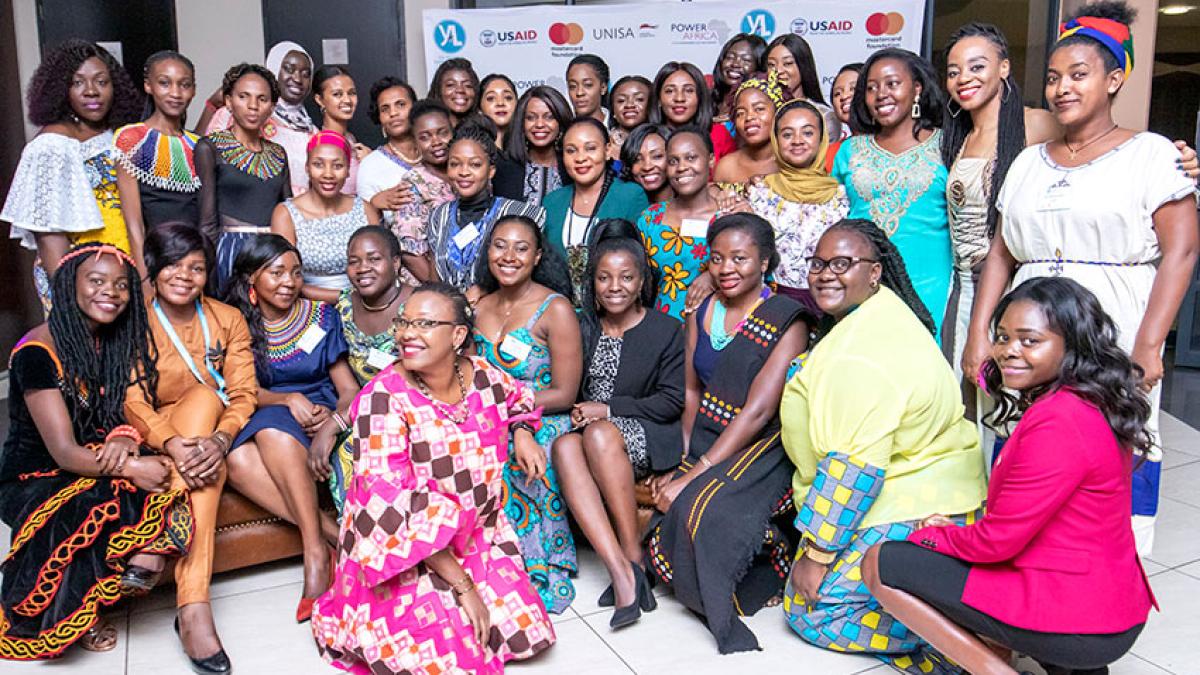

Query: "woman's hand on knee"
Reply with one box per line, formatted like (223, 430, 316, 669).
(181, 435, 226, 486)
(790, 551, 831, 606)
(307, 432, 335, 482)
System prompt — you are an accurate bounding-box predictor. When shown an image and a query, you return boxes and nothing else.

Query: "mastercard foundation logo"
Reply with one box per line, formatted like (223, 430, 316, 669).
(549, 22, 584, 45)
(865, 12, 904, 36)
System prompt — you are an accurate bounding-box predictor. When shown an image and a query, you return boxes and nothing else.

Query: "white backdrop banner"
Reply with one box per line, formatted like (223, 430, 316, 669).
(423, 0, 926, 98)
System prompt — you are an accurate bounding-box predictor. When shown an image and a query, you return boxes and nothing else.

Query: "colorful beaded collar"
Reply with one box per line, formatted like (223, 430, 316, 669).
(208, 129, 287, 181)
(113, 123, 201, 192)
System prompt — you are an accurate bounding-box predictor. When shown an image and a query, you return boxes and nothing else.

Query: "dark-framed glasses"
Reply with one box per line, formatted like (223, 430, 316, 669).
(393, 317, 459, 331)
(806, 255, 879, 275)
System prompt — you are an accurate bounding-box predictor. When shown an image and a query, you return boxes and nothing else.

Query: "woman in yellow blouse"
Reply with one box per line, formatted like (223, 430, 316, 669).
(125, 222, 257, 674)
(780, 219, 986, 675)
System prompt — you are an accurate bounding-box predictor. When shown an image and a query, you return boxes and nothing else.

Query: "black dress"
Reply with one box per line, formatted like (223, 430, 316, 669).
(0, 339, 192, 661)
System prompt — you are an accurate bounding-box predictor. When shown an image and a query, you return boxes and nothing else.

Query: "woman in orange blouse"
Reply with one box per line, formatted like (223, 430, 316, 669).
(124, 222, 257, 674)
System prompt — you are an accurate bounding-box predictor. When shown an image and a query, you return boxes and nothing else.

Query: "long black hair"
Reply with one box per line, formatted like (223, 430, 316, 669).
(141, 50, 195, 122)
(223, 234, 302, 376)
(984, 277, 1151, 454)
(713, 33, 768, 110)
(940, 23, 1025, 238)
(578, 218, 658, 361)
(648, 62, 714, 132)
(428, 58, 480, 116)
(619, 122, 670, 182)
(850, 48, 943, 140)
(505, 85, 572, 164)
(473, 215, 575, 303)
(27, 39, 141, 128)
(763, 34, 827, 105)
(820, 219, 935, 335)
(49, 242, 158, 437)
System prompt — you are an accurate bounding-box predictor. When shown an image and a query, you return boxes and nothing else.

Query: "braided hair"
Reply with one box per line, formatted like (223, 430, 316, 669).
(223, 234, 301, 378)
(564, 116, 616, 204)
(222, 62, 280, 102)
(940, 23, 1025, 238)
(48, 242, 158, 438)
(450, 119, 500, 167)
(26, 39, 141, 128)
(983, 277, 1151, 454)
(823, 219, 935, 335)
(567, 54, 612, 110)
(141, 50, 195, 122)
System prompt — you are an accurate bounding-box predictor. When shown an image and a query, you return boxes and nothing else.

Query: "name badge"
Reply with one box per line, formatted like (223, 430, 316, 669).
(1036, 179, 1072, 212)
(452, 222, 481, 250)
(500, 333, 533, 362)
(680, 218, 709, 239)
(366, 347, 396, 370)
(297, 324, 327, 354)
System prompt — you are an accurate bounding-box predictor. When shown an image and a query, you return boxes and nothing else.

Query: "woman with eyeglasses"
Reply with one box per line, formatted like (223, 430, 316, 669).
(780, 220, 986, 674)
(312, 282, 556, 673)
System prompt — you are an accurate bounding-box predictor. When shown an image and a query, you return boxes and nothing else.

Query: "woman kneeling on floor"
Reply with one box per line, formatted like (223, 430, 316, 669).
(0, 243, 192, 659)
(864, 277, 1158, 675)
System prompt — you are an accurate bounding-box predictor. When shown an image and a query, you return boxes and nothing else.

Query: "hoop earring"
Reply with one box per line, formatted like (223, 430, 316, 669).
(1001, 78, 1011, 102)
(911, 101, 921, 119)
(947, 100, 962, 118)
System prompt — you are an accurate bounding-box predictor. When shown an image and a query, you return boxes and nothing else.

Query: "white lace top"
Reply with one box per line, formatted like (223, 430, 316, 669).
(3, 131, 123, 250)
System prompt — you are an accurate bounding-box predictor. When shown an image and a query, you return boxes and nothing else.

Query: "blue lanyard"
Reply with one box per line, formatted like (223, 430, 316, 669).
(152, 299, 229, 405)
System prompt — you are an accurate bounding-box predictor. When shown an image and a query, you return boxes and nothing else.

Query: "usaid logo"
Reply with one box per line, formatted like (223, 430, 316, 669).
(791, 17, 853, 35)
(479, 30, 497, 47)
(481, 28, 537, 47)
(434, 19, 466, 53)
(741, 9, 775, 38)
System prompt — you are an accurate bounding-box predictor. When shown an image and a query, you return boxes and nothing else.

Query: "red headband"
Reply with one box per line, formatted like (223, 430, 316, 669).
(307, 130, 351, 160)
(59, 244, 136, 268)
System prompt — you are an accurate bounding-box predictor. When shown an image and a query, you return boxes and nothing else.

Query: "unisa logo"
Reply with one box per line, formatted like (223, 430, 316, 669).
(741, 9, 775, 38)
(434, 19, 466, 53)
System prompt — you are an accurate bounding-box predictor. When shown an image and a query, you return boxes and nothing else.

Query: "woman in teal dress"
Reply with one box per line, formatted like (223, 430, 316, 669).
(327, 226, 415, 512)
(637, 127, 721, 320)
(471, 215, 583, 613)
(831, 48, 953, 343)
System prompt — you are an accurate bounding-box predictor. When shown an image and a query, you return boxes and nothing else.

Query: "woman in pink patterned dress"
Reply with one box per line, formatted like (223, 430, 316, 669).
(312, 282, 556, 674)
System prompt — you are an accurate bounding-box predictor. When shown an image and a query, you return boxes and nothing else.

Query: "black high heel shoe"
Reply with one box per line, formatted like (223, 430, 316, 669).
(598, 584, 615, 607)
(174, 616, 231, 674)
(610, 563, 654, 630)
(120, 565, 162, 596)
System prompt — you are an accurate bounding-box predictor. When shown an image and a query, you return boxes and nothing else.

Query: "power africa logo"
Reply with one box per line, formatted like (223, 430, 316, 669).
(549, 22, 584, 45)
(433, 19, 466, 53)
(741, 9, 776, 39)
(866, 12, 905, 36)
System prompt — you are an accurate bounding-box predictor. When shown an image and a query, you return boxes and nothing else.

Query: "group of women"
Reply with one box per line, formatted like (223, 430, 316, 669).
(1, 2, 1196, 673)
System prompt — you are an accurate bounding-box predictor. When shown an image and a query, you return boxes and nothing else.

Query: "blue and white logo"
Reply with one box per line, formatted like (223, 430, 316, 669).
(434, 19, 466, 53)
(790, 18, 808, 35)
(741, 10, 775, 39)
(479, 29, 497, 47)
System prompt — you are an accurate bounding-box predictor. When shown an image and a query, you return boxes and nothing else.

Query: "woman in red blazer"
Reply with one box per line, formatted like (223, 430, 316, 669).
(863, 276, 1156, 675)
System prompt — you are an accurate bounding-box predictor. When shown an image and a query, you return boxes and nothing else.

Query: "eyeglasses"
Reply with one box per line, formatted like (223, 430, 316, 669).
(393, 317, 459, 331)
(806, 256, 879, 275)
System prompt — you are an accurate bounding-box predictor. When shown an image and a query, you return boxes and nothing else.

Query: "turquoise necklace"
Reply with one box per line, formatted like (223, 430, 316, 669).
(710, 286, 770, 350)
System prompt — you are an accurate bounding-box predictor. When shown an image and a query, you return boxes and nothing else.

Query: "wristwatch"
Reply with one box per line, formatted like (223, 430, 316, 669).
(802, 542, 837, 565)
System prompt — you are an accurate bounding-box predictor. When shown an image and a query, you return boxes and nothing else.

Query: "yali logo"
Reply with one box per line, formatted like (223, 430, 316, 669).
(434, 19, 466, 53)
(741, 9, 775, 39)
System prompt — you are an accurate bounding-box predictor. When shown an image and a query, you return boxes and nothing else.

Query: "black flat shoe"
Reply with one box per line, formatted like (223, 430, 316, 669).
(598, 584, 614, 607)
(120, 565, 162, 596)
(174, 617, 232, 674)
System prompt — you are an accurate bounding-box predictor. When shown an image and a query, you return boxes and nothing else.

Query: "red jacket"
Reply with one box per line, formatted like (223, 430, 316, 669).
(908, 389, 1156, 634)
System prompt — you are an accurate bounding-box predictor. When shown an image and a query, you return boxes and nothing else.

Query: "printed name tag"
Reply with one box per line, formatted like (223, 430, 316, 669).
(1036, 182, 1071, 212)
(680, 218, 709, 239)
(500, 333, 533, 362)
(297, 324, 327, 354)
(366, 347, 396, 370)
(452, 222, 481, 250)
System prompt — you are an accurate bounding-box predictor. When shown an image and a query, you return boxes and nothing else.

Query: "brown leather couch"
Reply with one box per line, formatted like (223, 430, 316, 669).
(162, 488, 305, 579)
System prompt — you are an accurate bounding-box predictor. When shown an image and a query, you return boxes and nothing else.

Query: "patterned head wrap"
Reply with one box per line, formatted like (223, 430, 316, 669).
(1058, 16, 1134, 77)
(733, 70, 787, 110)
(307, 129, 352, 160)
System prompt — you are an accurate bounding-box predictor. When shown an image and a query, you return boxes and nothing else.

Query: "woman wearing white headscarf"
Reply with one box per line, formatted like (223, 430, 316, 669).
(203, 41, 315, 195)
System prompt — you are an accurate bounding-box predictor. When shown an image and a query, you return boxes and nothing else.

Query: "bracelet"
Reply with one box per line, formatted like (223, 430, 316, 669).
(511, 421, 536, 437)
(211, 431, 233, 453)
(450, 575, 475, 595)
(698, 454, 714, 470)
(106, 424, 143, 445)
(332, 412, 349, 433)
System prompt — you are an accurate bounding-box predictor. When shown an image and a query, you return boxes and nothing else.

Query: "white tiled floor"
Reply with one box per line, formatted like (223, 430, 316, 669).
(5, 413, 1200, 674)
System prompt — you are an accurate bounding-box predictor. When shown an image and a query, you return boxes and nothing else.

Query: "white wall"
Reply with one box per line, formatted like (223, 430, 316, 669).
(176, 0, 266, 125)
(14, 0, 41, 141)
(405, 0, 450, 95)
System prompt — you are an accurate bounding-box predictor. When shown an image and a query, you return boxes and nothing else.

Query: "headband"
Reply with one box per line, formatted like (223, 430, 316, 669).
(1058, 16, 1133, 77)
(59, 244, 136, 268)
(307, 130, 352, 160)
(734, 70, 787, 110)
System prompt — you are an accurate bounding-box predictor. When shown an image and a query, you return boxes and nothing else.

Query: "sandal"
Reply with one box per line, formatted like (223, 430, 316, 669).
(78, 617, 118, 652)
(120, 564, 163, 596)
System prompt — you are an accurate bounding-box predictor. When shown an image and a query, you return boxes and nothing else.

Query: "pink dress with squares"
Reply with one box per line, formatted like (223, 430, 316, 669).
(311, 357, 556, 674)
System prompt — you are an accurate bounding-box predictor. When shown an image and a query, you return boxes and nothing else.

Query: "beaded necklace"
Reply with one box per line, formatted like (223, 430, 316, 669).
(264, 299, 322, 364)
(208, 129, 287, 180)
(710, 287, 770, 351)
(113, 123, 201, 192)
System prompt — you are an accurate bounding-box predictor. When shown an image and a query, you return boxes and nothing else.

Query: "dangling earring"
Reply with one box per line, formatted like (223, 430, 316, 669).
(248, 287, 258, 305)
(947, 100, 962, 118)
(1001, 78, 1011, 102)
(911, 101, 921, 119)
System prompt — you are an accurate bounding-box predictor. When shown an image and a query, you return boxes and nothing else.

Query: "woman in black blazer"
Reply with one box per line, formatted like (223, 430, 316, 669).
(555, 219, 684, 628)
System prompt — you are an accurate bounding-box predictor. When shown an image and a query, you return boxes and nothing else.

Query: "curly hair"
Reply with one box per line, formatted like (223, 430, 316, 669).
(49, 242, 158, 438)
(473, 215, 575, 303)
(983, 277, 1151, 454)
(821, 219, 935, 335)
(850, 48, 944, 140)
(223, 234, 301, 379)
(221, 62, 280, 103)
(26, 39, 141, 128)
(368, 76, 417, 126)
(409, 98, 452, 130)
